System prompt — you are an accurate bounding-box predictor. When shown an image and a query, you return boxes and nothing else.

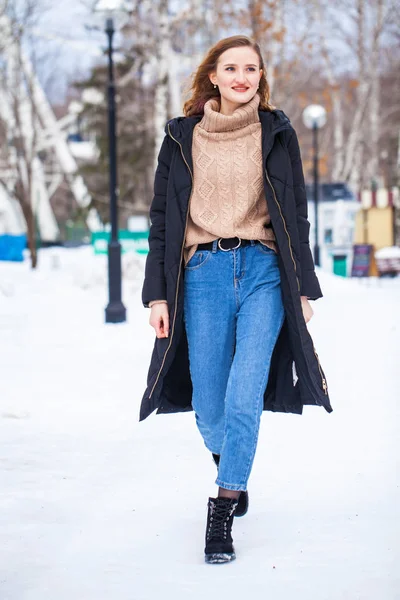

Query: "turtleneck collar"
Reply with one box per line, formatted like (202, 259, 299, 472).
(199, 93, 261, 133)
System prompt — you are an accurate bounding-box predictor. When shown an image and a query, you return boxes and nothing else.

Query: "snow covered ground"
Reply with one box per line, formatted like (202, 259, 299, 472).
(0, 247, 399, 600)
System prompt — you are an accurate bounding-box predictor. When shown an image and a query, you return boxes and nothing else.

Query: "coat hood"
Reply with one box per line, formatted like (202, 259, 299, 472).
(164, 106, 293, 173)
(165, 107, 292, 142)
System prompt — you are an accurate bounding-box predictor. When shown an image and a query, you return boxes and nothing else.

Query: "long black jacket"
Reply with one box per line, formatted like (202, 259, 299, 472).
(139, 108, 333, 421)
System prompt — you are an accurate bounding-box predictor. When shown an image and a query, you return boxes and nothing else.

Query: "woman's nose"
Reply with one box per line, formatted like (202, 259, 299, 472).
(234, 72, 247, 83)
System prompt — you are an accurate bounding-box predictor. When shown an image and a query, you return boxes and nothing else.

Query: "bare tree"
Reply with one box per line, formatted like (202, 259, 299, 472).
(0, 5, 44, 268)
(312, 0, 397, 189)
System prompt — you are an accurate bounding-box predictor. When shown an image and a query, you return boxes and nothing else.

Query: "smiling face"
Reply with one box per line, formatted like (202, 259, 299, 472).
(208, 46, 263, 114)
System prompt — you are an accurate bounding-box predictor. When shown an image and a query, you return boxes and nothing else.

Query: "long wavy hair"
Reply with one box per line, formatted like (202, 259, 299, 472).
(183, 35, 275, 116)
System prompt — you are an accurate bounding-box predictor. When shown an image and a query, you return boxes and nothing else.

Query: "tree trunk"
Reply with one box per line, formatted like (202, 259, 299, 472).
(366, 0, 385, 186)
(249, 0, 264, 44)
(313, 0, 344, 181)
(20, 197, 37, 269)
(153, 0, 170, 171)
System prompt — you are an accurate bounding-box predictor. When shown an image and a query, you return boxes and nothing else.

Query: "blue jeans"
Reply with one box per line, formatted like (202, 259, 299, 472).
(183, 240, 285, 491)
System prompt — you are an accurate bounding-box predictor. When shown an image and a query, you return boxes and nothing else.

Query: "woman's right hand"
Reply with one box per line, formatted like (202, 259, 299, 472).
(149, 303, 169, 338)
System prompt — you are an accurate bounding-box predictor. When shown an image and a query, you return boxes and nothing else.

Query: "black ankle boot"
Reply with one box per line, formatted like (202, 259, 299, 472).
(204, 496, 238, 564)
(212, 453, 249, 518)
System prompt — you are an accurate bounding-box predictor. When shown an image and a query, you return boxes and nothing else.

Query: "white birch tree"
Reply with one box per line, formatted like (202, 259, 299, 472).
(314, 0, 395, 189)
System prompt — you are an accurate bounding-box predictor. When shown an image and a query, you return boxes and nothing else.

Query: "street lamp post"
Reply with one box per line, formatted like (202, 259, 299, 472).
(312, 121, 320, 266)
(93, 0, 129, 323)
(302, 104, 327, 268)
(104, 16, 126, 323)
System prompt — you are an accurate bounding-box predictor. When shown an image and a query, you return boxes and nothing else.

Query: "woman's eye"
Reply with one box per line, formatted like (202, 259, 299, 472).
(225, 67, 256, 72)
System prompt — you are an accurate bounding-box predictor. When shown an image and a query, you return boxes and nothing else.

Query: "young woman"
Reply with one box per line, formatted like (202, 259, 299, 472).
(140, 35, 332, 564)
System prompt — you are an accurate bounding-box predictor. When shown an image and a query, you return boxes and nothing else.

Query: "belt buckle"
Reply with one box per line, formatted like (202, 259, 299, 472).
(218, 237, 242, 252)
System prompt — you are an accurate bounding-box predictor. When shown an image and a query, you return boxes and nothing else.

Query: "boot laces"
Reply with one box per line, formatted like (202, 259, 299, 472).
(207, 500, 237, 541)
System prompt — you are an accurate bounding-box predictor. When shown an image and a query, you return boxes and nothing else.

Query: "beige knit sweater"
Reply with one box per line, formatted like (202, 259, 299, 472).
(149, 94, 277, 308)
(184, 93, 277, 265)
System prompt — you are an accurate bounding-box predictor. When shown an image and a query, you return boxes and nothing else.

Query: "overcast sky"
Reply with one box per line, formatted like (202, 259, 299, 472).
(32, 1, 105, 104)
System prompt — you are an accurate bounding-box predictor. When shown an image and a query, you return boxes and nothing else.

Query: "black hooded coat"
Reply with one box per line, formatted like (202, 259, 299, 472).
(139, 108, 333, 421)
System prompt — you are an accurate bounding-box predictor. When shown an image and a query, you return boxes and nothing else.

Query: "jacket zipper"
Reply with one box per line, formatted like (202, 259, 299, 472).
(265, 168, 300, 292)
(313, 345, 328, 394)
(148, 124, 193, 400)
(265, 168, 328, 396)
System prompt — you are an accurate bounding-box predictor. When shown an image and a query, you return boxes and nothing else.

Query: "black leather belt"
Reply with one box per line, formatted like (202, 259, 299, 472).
(197, 237, 252, 252)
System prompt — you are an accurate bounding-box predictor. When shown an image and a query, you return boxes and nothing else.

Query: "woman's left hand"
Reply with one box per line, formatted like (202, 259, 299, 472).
(300, 296, 314, 324)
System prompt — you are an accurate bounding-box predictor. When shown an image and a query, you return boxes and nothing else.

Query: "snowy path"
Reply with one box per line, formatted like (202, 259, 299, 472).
(0, 248, 399, 600)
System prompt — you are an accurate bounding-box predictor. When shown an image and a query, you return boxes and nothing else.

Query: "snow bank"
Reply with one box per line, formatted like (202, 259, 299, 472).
(375, 246, 400, 259)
